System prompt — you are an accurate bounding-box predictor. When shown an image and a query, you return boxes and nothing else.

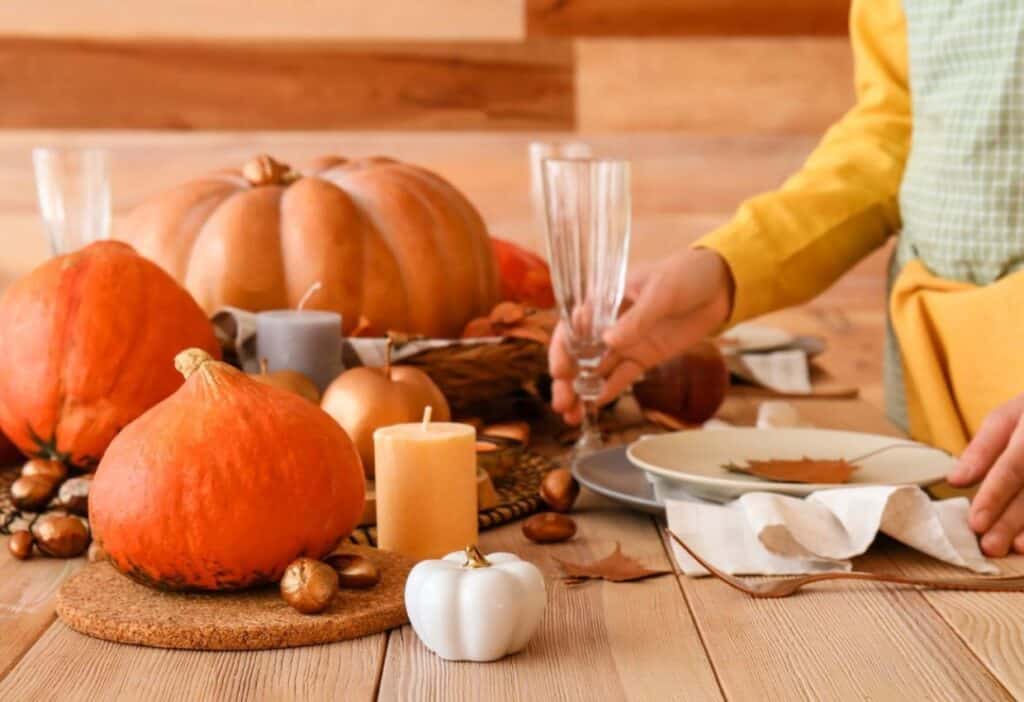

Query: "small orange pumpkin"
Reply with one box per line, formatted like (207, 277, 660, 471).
(90, 348, 365, 591)
(121, 154, 501, 338)
(0, 241, 220, 470)
(491, 238, 555, 308)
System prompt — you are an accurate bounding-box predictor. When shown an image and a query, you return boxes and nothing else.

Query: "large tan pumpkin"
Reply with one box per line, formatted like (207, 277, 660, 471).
(120, 154, 500, 338)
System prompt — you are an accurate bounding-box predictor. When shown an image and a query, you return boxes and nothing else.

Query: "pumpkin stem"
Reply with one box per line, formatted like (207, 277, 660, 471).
(464, 545, 491, 569)
(175, 348, 215, 380)
(242, 154, 298, 187)
(259, 358, 270, 376)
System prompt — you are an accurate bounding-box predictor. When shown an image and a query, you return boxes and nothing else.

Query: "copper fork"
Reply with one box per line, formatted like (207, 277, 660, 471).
(665, 529, 1024, 598)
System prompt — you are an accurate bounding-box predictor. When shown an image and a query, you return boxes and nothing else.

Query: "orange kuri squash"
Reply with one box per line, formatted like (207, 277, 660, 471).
(121, 154, 501, 338)
(0, 241, 220, 470)
(90, 348, 365, 591)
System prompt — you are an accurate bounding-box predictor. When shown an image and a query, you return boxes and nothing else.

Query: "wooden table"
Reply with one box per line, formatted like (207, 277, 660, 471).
(2, 392, 1022, 701)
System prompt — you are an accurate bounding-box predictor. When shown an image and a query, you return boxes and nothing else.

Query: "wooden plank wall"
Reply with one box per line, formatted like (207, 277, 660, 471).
(0, 0, 854, 131)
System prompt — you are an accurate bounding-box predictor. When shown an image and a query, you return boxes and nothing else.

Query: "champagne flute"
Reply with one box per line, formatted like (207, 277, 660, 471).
(542, 157, 631, 459)
(33, 147, 111, 255)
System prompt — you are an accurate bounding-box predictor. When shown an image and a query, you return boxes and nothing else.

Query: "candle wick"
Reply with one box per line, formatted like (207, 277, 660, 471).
(297, 281, 323, 311)
(421, 405, 433, 431)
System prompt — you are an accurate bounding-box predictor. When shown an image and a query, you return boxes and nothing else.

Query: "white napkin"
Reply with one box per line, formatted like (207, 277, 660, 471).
(668, 402, 997, 576)
(730, 349, 813, 394)
(667, 488, 996, 576)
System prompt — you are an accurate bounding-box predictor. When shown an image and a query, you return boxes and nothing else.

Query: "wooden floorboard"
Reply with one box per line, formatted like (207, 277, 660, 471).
(576, 38, 854, 133)
(0, 621, 387, 702)
(377, 495, 723, 701)
(0, 1, 525, 41)
(0, 39, 574, 130)
(528, 0, 850, 37)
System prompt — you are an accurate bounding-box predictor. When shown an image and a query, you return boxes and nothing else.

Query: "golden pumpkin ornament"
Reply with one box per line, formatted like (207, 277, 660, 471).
(321, 339, 451, 478)
(121, 154, 500, 338)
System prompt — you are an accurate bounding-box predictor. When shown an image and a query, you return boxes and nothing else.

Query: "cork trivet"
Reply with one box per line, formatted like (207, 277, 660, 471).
(55, 545, 412, 651)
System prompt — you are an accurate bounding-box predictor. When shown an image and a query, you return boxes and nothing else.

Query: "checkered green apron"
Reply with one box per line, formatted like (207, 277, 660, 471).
(886, 0, 1024, 429)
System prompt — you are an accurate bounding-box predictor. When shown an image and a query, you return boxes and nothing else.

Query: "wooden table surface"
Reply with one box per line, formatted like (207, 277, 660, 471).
(0, 131, 1014, 699)
(1, 391, 1022, 701)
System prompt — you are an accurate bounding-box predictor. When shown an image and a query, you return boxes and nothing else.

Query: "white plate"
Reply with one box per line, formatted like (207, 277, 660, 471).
(626, 428, 952, 503)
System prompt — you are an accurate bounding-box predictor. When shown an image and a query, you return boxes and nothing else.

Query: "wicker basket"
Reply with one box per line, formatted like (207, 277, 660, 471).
(400, 337, 548, 409)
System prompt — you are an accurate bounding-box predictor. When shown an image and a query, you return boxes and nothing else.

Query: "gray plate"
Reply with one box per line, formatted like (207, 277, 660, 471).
(572, 446, 663, 514)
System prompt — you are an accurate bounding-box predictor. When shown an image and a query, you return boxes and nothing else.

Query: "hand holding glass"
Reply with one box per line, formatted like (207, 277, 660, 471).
(542, 158, 631, 459)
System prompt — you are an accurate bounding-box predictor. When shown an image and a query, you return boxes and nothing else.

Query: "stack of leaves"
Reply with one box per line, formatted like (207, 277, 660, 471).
(461, 302, 558, 346)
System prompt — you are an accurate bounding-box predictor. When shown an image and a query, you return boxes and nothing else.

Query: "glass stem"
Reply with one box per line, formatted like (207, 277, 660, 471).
(574, 366, 603, 443)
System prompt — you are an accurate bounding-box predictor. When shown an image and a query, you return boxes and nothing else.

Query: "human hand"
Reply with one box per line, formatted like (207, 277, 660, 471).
(549, 247, 734, 424)
(948, 393, 1024, 556)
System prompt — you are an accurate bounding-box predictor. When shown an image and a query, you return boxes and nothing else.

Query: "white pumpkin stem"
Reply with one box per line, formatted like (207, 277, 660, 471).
(297, 281, 323, 311)
(464, 545, 491, 569)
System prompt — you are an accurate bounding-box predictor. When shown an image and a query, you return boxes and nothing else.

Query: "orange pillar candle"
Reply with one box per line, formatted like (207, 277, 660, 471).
(374, 421, 478, 560)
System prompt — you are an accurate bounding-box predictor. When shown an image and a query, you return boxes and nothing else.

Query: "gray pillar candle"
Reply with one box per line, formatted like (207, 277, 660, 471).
(255, 310, 344, 392)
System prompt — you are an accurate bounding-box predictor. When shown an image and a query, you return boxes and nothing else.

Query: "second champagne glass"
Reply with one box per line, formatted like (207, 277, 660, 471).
(33, 147, 111, 256)
(542, 157, 631, 459)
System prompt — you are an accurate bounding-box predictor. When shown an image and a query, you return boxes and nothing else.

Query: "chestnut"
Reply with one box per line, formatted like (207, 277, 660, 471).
(21, 458, 67, 484)
(323, 553, 381, 589)
(522, 512, 577, 544)
(539, 468, 580, 513)
(280, 558, 339, 614)
(8, 530, 33, 560)
(10, 475, 58, 512)
(58, 475, 93, 516)
(33, 515, 90, 558)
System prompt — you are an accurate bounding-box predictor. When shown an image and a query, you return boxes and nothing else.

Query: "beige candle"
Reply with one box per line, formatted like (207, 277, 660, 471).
(374, 420, 478, 560)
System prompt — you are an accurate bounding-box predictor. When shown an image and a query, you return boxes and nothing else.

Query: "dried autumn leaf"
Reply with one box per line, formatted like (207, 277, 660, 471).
(462, 317, 496, 339)
(349, 315, 373, 338)
(724, 457, 856, 484)
(505, 325, 551, 346)
(554, 542, 671, 585)
(489, 301, 527, 326)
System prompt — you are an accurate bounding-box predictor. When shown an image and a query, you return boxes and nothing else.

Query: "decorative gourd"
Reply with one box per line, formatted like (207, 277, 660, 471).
(0, 241, 220, 470)
(90, 348, 365, 591)
(491, 238, 555, 308)
(121, 154, 501, 338)
(321, 341, 450, 479)
(405, 546, 546, 662)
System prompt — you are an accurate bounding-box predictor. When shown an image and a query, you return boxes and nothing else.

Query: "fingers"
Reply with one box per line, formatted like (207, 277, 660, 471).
(597, 358, 648, 406)
(604, 269, 674, 349)
(980, 490, 1024, 557)
(969, 418, 1024, 534)
(949, 403, 1020, 486)
(1014, 531, 1024, 554)
(548, 323, 576, 380)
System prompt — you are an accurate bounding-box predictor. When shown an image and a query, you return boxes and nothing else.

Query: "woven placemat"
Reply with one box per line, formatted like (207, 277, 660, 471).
(2, 448, 558, 540)
(56, 544, 413, 651)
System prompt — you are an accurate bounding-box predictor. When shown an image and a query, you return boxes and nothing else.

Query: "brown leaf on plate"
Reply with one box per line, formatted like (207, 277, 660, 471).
(724, 457, 857, 484)
(554, 542, 671, 586)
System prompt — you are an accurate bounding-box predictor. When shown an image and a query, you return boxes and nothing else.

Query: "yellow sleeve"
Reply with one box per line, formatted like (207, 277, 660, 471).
(696, 0, 911, 324)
